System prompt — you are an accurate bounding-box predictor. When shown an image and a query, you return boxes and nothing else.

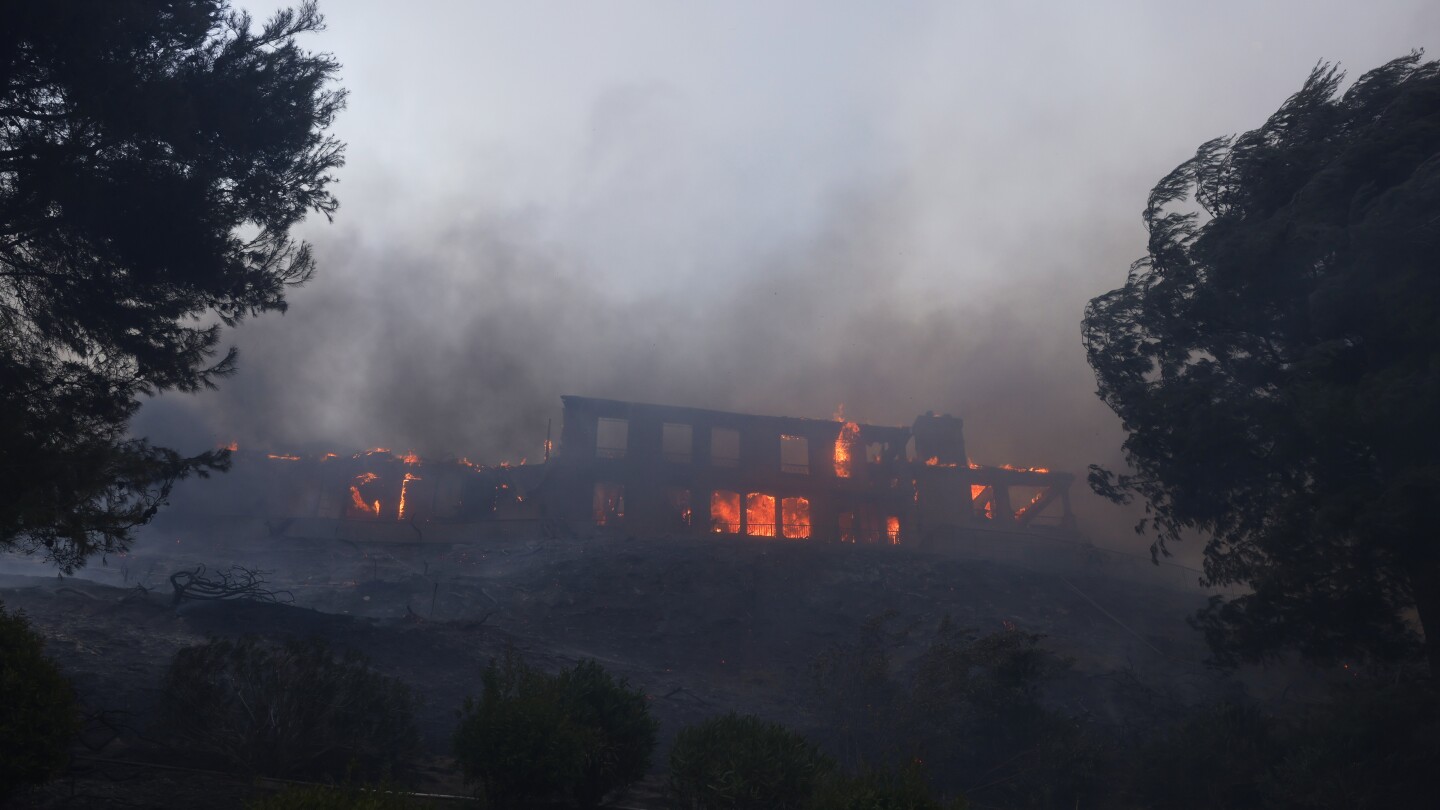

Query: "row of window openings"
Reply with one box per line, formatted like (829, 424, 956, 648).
(596, 418, 885, 473)
(592, 483, 900, 544)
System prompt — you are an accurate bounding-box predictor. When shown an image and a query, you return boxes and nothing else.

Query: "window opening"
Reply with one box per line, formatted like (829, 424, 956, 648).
(746, 493, 776, 537)
(781, 497, 811, 539)
(711, 490, 741, 533)
(596, 418, 628, 459)
(780, 434, 809, 474)
(593, 482, 625, 525)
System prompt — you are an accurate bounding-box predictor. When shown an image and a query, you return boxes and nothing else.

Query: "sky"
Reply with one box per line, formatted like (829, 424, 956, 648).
(137, 0, 1440, 551)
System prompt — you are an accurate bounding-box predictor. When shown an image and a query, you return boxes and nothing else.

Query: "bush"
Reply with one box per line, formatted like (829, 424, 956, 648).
(0, 600, 79, 801)
(453, 647, 657, 807)
(159, 636, 419, 779)
(806, 767, 965, 810)
(1132, 701, 1279, 810)
(668, 712, 834, 810)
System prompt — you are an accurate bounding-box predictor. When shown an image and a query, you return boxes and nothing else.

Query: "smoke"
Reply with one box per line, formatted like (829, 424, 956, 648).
(134, 165, 1152, 547)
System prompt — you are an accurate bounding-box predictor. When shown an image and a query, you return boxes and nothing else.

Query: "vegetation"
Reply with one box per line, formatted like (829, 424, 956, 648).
(1082, 53, 1440, 672)
(0, 601, 79, 801)
(806, 767, 966, 810)
(813, 616, 1097, 809)
(453, 647, 657, 808)
(0, 0, 345, 572)
(667, 712, 834, 810)
(158, 636, 419, 780)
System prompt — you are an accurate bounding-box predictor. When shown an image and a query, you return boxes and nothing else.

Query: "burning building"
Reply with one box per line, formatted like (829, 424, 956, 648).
(544, 395, 1075, 545)
(193, 395, 1075, 546)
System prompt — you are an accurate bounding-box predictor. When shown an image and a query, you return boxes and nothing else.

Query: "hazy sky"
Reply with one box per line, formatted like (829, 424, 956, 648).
(139, 0, 1440, 547)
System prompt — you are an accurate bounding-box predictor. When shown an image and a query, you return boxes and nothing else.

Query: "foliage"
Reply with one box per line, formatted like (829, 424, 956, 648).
(1082, 53, 1440, 671)
(667, 712, 834, 810)
(1264, 678, 1439, 808)
(1131, 701, 1280, 809)
(0, 601, 80, 800)
(453, 647, 657, 808)
(805, 767, 965, 810)
(0, 1, 345, 572)
(158, 636, 418, 780)
(813, 617, 1099, 810)
(1125, 678, 1438, 809)
(247, 782, 434, 810)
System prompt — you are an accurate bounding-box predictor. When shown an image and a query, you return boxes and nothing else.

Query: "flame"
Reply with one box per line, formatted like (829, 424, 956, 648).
(746, 493, 776, 537)
(224, 441, 239, 452)
(886, 516, 900, 544)
(971, 484, 994, 520)
(354, 447, 391, 459)
(321, 452, 338, 460)
(711, 491, 741, 533)
(401, 451, 420, 465)
(967, 458, 981, 470)
(266, 453, 301, 461)
(348, 472, 380, 518)
(781, 497, 811, 539)
(834, 419, 860, 478)
(398, 472, 422, 520)
(1014, 489, 1047, 521)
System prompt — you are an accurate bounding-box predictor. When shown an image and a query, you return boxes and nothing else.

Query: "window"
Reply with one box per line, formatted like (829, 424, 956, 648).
(781, 497, 811, 539)
(711, 427, 740, 467)
(838, 511, 856, 543)
(596, 418, 628, 459)
(746, 493, 776, 537)
(711, 490, 741, 533)
(663, 422, 693, 463)
(592, 482, 624, 525)
(780, 434, 809, 474)
(972, 485, 994, 520)
(885, 516, 901, 544)
(866, 442, 884, 464)
(666, 488, 693, 529)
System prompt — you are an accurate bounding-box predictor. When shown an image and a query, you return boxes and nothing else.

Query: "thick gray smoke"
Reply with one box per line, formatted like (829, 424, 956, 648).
(130, 0, 1439, 555)
(134, 176, 1142, 544)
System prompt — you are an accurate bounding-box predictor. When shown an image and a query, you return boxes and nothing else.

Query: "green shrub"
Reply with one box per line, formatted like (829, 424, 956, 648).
(453, 647, 657, 808)
(668, 712, 834, 810)
(806, 767, 965, 810)
(0, 600, 79, 801)
(159, 636, 419, 780)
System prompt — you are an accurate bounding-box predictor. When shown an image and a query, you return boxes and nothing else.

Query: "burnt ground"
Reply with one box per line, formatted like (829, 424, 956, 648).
(0, 519, 1328, 808)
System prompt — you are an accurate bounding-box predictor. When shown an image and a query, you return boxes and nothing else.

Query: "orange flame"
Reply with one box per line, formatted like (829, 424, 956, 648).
(781, 497, 811, 539)
(398, 472, 422, 520)
(834, 416, 860, 478)
(711, 491, 741, 533)
(224, 441, 239, 452)
(348, 473, 380, 518)
(746, 493, 776, 537)
(266, 453, 301, 461)
(886, 516, 901, 545)
(401, 451, 420, 465)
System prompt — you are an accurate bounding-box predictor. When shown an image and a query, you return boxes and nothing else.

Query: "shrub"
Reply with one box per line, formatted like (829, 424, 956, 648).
(806, 767, 965, 810)
(1132, 701, 1279, 810)
(668, 712, 833, 810)
(453, 647, 657, 808)
(159, 636, 419, 779)
(0, 600, 79, 801)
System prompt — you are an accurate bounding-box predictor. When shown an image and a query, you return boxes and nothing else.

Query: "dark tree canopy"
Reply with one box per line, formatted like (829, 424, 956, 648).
(1084, 53, 1440, 672)
(0, 1, 344, 571)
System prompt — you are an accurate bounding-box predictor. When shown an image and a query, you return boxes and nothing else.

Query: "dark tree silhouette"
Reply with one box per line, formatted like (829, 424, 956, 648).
(1084, 53, 1440, 672)
(0, 1, 344, 571)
